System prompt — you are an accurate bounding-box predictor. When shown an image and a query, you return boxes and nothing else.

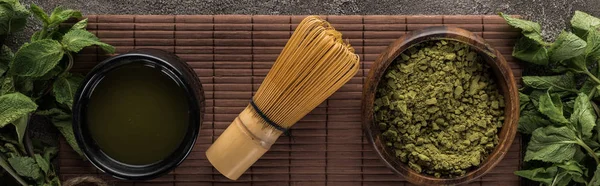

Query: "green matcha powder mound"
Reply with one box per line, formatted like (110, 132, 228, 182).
(374, 40, 505, 178)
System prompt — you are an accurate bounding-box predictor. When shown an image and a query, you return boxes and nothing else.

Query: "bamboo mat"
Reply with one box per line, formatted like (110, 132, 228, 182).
(59, 15, 523, 186)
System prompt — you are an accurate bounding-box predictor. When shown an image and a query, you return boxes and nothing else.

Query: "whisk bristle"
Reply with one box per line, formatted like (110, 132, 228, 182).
(252, 15, 360, 129)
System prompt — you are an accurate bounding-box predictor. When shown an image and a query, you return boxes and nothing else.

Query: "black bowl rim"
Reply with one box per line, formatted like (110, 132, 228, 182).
(72, 49, 203, 180)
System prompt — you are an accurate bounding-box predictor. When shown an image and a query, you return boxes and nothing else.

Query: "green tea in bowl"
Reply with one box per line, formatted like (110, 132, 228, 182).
(86, 63, 190, 165)
(73, 49, 204, 180)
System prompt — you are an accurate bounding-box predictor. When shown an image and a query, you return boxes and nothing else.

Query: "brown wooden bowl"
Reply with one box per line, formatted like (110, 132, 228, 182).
(361, 26, 519, 186)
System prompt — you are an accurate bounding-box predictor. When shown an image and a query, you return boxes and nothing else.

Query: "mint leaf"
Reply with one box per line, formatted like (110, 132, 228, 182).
(518, 110, 552, 134)
(33, 154, 48, 175)
(52, 73, 83, 109)
(580, 79, 599, 98)
(512, 37, 549, 65)
(590, 164, 600, 186)
(499, 13, 551, 66)
(10, 39, 64, 77)
(12, 115, 28, 145)
(564, 55, 589, 74)
(42, 147, 57, 162)
(14, 76, 33, 94)
(44, 108, 82, 156)
(7, 156, 42, 180)
(552, 171, 574, 186)
(550, 31, 587, 63)
(3, 143, 19, 157)
(0, 44, 12, 61)
(52, 118, 82, 156)
(529, 89, 546, 107)
(571, 11, 600, 38)
(538, 90, 570, 124)
(0, 0, 29, 35)
(0, 45, 12, 76)
(0, 76, 13, 95)
(0, 92, 36, 128)
(29, 4, 48, 25)
(47, 6, 81, 29)
(61, 29, 115, 53)
(0, 94, 30, 147)
(41, 108, 69, 121)
(555, 160, 586, 184)
(524, 126, 579, 163)
(584, 138, 600, 150)
(519, 92, 533, 111)
(522, 73, 577, 92)
(520, 92, 530, 104)
(499, 13, 545, 43)
(35, 108, 66, 117)
(0, 153, 27, 185)
(30, 30, 42, 41)
(71, 18, 87, 30)
(556, 160, 585, 175)
(514, 166, 557, 185)
(570, 93, 596, 138)
(49, 176, 60, 186)
(37, 66, 62, 82)
(586, 25, 600, 61)
(563, 98, 576, 116)
(597, 118, 600, 144)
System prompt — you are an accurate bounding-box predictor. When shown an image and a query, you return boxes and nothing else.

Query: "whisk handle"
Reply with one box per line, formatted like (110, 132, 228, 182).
(206, 106, 283, 180)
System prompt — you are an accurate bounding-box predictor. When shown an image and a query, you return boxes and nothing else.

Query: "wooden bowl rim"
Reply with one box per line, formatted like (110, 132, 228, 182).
(361, 26, 519, 185)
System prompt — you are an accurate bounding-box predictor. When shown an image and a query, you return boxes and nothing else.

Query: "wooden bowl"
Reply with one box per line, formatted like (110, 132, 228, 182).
(361, 26, 519, 186)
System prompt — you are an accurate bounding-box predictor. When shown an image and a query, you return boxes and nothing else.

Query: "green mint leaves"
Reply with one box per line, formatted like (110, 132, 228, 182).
(0, 0, 114, 185)
(7, 156, 42, 181)
(522, 73, 577, 93)
(550, 31, 588, 63)
(499, 13, 545, 43)
(36, 107, 83, 156)
(591, 164, 600, 186)
(62, 29, 115, 53)
(571, 93, 597, 139)
(29, 4, 46, 25)
(10, 29, 114, 78)
(0, 43, 12, 76)
(0, 153, 28, 185)
(571, 11, 600, 39)
(515, 166, 559, 185)
(0, 92, 36, 128)
(52, 74, 83, 109)
(47, 6, 81, 29)
(518, 112, 551, 134)
(538, 90, 570, 124)
(514, 161, 587, 186)
(71, 18, 87, 30)
(524, 126, 579, 163)
(502, 11, 600, 186)
(10, 39, 64, 77)
(500, 13, 550, 65)
(0, 0, 29, 36)
(512, 37, 550, 65)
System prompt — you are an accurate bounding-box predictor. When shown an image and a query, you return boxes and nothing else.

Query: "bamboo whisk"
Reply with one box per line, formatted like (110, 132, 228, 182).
(206, 16, 360, 180)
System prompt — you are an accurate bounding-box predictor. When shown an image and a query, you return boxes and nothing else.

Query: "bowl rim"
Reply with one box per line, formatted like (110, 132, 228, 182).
(72, 49, 204, 180)
(361, 26, 519, 185)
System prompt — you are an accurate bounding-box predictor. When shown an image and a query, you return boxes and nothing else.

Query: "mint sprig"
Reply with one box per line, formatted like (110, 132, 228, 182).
(502, 11, 600, 186)
(0, 0, 114, 185)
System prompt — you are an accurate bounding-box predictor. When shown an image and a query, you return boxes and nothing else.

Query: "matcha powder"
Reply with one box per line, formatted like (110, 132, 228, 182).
(374, 40, 505, 178)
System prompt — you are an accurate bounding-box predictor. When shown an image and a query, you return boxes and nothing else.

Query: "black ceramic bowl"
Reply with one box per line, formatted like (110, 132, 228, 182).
(72, 49, 205, 180)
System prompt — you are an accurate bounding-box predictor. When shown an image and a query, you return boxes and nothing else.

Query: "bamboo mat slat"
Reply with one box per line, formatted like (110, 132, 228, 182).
(60, 15, 524, 186)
